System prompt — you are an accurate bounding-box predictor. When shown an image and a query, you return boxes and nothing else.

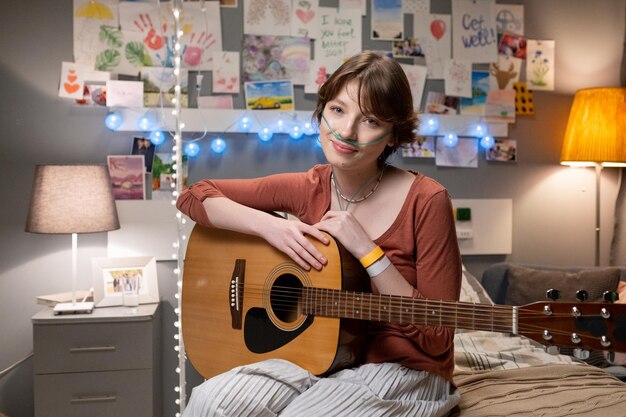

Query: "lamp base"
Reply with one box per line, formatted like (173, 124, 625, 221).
(53, 301, 94, 315)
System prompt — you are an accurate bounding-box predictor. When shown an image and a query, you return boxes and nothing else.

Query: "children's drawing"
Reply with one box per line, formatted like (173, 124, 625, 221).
(119, 2, 173, 67)
(244, 80, 294, 110)
(415, 14, 451, 79)
(485, 89, 516, 123)
(59, 61, 96, 99)
(213, 52, 241, 94)
(244, 0, 291, 36)
(498, 33, 527, 59)
(488, 55, 521, 90)
(435, 137, 478, 168)
(316, 7, 362, 73)
(451, 0, 498, 63)
(526, 40, 555, 91)
(444, 60, 472, 98)
(371, 0, 403, 40)
(73, 0, 119, 65)
(242, 35, 311, 85)
(292, 0, 320, 38)
(304, 62, 328, 94)
(495, 4, 524, 35)
(180, 2, 223, 71)
(399, 63, 427, 111)
(460, 70, 490, 115)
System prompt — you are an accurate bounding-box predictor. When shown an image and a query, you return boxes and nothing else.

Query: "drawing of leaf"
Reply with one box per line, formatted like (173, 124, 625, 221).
(99, 25, 123, 48)
(126, 41, 153, 67)
(95, 49, 121, 71)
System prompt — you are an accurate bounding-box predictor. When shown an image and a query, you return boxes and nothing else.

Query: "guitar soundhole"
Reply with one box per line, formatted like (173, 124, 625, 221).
(270, 273, 303, 323)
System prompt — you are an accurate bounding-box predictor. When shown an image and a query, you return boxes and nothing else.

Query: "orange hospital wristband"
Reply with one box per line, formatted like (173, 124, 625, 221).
(359, 246, 384, 268)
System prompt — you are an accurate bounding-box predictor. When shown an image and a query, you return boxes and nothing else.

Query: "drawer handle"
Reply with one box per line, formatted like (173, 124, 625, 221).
(70, 394, 117, 404)
(69, 346, 116, 353)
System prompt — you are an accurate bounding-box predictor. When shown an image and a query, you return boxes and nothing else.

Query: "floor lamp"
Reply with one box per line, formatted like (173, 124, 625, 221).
(25, 164, 120, 314)
(560, 87, 626, 266)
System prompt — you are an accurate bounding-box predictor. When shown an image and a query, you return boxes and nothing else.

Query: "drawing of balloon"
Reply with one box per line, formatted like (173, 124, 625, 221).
(430, 19, 446, 40)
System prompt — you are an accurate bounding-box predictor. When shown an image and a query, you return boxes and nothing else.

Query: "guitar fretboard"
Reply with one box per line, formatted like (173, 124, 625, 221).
(301, 287, 515, 333)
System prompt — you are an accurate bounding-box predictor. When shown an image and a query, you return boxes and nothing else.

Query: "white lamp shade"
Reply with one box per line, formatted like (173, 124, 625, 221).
(25, 164, 120, 234)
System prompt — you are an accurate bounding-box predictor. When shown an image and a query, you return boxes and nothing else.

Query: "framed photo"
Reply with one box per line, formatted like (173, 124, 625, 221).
(92, 256, 159, 307)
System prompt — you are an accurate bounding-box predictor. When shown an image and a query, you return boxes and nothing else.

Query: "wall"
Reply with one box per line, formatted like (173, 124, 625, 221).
(0, 0, 624, 416)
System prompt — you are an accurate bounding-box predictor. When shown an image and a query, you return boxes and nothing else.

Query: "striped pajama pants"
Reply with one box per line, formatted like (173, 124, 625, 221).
(183, 359, 460, 417)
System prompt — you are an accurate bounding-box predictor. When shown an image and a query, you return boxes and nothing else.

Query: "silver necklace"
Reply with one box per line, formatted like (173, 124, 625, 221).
(331, 167, 385, 211)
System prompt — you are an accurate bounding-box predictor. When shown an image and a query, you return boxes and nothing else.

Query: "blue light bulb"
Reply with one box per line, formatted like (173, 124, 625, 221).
(480, 135, 495, 149)
(105, 111, 123, 131)
(257, 127, 274, 142)
(149, 130, 166, 146)
(303, 121, 318, 136)
(442, 132, 459, 148)
(289, 125, 304, 139)
(137, 115, 152, 131)
(424, 116, 439, 134)
(238, 116, 253, 132)
(184, 142, 200, 157)
(210, 138, 226, 154)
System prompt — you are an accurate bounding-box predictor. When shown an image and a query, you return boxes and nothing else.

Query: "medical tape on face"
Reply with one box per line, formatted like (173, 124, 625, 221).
(321, 112, 390, 147)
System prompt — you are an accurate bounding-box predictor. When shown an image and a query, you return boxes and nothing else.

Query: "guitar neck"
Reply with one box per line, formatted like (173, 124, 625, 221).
(302, 287, 516, 334)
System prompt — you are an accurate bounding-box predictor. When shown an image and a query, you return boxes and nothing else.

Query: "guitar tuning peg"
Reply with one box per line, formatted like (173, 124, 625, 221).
(576, 290, 589, 302)
(573, 348, 590, 360)
(545, 345, 560, 355)
(603, 291, 619, 303)
(546, 289, 560, 301)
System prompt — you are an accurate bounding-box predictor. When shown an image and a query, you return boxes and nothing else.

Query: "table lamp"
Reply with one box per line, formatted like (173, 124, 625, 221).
(25, 164, 120, 314)
(560, 87, 626, 266)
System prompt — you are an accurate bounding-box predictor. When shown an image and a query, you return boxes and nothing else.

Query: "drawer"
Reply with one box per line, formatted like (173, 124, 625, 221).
(34, 319, 154, 374)
(34, 369, 156, 417)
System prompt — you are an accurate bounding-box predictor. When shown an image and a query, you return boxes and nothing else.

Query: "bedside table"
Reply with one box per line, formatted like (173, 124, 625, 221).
(32, 304, 162, 417)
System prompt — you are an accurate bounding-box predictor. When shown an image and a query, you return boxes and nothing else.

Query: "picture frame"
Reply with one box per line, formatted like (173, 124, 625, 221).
(92, 256, 159, 307)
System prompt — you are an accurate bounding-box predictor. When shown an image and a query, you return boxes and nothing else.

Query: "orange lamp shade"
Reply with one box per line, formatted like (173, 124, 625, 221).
(560, 87, 626, 166)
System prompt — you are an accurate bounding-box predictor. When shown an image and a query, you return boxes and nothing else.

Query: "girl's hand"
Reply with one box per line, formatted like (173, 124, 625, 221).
(260, 216, 330, 271)
(314, 210, 377, 259)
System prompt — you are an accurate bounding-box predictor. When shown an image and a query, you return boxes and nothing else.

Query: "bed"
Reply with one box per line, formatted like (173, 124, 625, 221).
(452, 265, 626, 416)
(182, 226, 626, 416)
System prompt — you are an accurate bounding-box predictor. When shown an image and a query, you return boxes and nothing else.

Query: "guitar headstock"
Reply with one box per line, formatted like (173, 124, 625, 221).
(518, 301, 626, 353)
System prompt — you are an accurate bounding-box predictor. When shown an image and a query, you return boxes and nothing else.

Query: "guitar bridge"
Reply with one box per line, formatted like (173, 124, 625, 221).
(230, 259, 245, 329)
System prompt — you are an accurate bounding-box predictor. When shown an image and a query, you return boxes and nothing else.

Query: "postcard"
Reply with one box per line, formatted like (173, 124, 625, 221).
(435, 137, 478, 168)
(424, 91, 459, 115)
(242, 35, 311, 85)
(498, 33, 527, 59)
(243, 0, 291, 36)
(371, 0, 403, 41)
(451, 0, 498, 63)
(402, 137, 435, 158)
(212, 51, 241, 94)
(486, 138, 517, 162)
(526, 40, 555, 91)
(106, 80, 144, 107)
(107, 155, 146, 200)
(460, 70, 490, 116)
(244, 80, 294, 111)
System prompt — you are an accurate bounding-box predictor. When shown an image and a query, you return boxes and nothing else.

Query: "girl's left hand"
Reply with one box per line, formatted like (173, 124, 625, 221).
(314, 210, 377, 259)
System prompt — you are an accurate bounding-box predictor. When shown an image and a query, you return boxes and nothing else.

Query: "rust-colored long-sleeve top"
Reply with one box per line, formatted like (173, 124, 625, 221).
(176, 164, 461, 382)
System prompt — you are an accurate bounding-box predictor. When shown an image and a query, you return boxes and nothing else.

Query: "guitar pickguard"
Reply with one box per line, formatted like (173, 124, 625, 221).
(244, 307, 314, 353)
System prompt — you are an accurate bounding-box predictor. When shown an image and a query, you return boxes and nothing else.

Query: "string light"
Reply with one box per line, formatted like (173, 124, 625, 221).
(442, 132, 459, 148)
(210, 137, 227, 153)
(258, 127, 274, 142)
(237, 115, 254, 132)
(104, 111, 123, 130)
(137, 114, 152, 131)
(149, 130, 166, 146)
(184, 142, 200, 157)
(480, 135, 496, 149)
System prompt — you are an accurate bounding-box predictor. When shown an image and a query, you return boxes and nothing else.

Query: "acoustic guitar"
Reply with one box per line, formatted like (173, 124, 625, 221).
(182, 225, 626, 379)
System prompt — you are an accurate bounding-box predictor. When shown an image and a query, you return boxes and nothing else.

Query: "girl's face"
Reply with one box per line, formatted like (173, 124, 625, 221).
(319, 80, 393, 172)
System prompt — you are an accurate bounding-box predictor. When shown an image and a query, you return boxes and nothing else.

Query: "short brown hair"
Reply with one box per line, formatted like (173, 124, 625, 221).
(313, 51, 419, 162)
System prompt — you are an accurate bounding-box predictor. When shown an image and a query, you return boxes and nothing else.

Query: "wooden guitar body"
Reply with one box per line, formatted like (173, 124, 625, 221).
(182, 225, 369, 379)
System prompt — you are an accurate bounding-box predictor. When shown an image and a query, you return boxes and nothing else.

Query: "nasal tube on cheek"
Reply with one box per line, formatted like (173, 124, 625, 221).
(321, 112, 390, 147)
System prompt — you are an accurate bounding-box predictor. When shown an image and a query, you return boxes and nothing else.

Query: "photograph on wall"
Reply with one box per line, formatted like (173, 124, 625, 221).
(424, 91, 459, 115)
(244, 80, 294, 110)
(526, 40, 555, 91)
(142, 67, 189, 108)
(498, 33, 527, 59)
(486, 138, 517, 162)
(242, 35, 311, 85)
(392, 38, 424, 58)
(371, 0, 403, 40)
(451, 0, 497, 63)
(72, 68, 110, 105)
(435, 137, 478, 168)
(402, 136, 435, 158)
(152, 153, 188, 198)
(460, 70, 490, 115)
(131, 137, 156, 173)
(243, 0, 292, 36)
(107, 155, 146, 200)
